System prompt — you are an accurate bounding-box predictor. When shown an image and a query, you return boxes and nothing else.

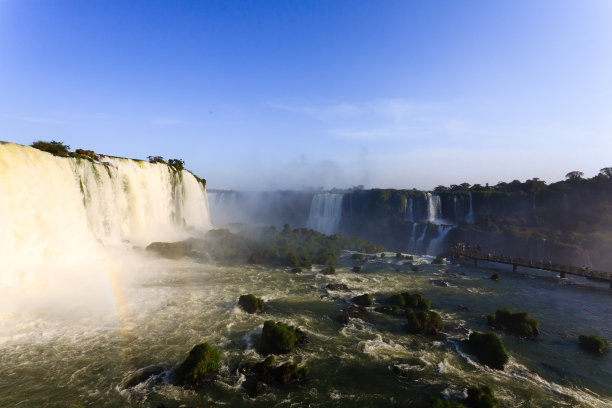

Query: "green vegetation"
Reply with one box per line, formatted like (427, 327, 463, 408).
(245, 356, 308, 397)
(351, 252, 365, 260)
(321, 265, 335, 275)
(406, 309, 444, 335)
(174, 343, 220, 386)
(468, 332, 509, 370)
(353, 265, 362, 273)
(432, 255, 446, 265)
(238, 294, 265, 314)
(465, 385, 499, 408)
(386, 292, 431, 310)
(148, 226, 384, 268)
(374, 304, 405, 317)
(487, 309, 539, 338)
(430, 397, 467, 408)
(147, 155, 166, 164)
(260, 321, 305, 355)
(579, 334, 610, 355)
(31, 140, 71, 156)
(272, 361, 309, 385)
(351, 293, 373, 307)
(168, 158, 185, 171)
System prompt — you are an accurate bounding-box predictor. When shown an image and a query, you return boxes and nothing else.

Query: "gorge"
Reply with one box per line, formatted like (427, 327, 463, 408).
(1, 141, 611, 408)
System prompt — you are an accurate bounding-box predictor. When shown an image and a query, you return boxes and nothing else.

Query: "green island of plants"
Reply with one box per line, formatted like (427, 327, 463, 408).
(487, 309, 539, 338)
(468, 332, 509, 370)
(146, 224, 384, 268)
(174, 342, 220, 386)
(238, 294, 265, 314)
(260, 320, 305, 355)
(579, 334, 610, 355)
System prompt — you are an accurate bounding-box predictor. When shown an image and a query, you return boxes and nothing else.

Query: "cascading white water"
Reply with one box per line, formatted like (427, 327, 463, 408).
(426, 225, 453, 255)
(467, 193, 475, 222)
(404, 197, 414, 222)
(426, 193, 443, 224)
(306, 193, 343, 235)
(0, 142, 212, 286)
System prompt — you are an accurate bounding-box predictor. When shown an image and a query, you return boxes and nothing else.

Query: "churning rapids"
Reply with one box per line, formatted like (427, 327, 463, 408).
(1, 143, 611, 407)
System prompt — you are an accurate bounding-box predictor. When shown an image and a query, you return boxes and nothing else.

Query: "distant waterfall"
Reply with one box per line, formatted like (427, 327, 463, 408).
(426, 193, 443, 224)
(306, 193, 344, 235)
(0, 142, 212, 285)
(427, 225, 453, 255)
(467, 193, 475, 222)
(404, 197, 414, 222)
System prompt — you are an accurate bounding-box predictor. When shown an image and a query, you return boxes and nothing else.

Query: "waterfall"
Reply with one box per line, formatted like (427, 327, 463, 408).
(426, 193, 443, 224)
(306, 193, 344, 235)
(0, 142, 212, 285)
(207, 190, 244, 227)
(405, 197, 414, 222)
(427, 225, 453, 255)
(467, 193, 475, 222)
(407, 223, 418, 253)
(416, 225, 428, 252)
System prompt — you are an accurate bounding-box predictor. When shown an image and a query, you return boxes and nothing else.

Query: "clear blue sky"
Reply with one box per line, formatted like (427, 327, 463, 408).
(1, 0, 611, 190)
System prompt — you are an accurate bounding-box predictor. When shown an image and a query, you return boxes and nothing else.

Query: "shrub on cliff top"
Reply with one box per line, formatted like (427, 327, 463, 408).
(174, 342, 220, 386)
(31, 140, 70, 156)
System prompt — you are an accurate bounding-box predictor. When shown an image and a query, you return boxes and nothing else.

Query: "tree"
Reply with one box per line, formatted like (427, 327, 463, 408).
(599, 168, 612, 178)
(148, 155, 165, 164)
(565, 171, 584, 181)
(434, 185, 448, 193)
(168, 158, 185, 171)
(31, 140, 71, 156)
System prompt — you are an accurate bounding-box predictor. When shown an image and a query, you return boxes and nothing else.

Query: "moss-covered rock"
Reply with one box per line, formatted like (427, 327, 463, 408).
(432, 255, 446, 265)
(353, 265, 362, 273)
(404, 293, 431, 310)
(430, 397, 467, 407)
(244, 356, 308, 397)
(465, 385, 499, 408)
(351, 252, 365, 260)
(375, 304, 406, 317)
(238, 294, 265, 314)
(487, 309, 539, 338)
(290, 267, 303, 273)
(468, 332, 509, 370)
(260, 321, 305, 355)
(339, 305, 370, 324)
(325, 283, 350, 291)
(321, 266, 336, 275)
(406, 309, 444, 335)
(579, 334, 610, 355)
(490, 273, 500, 281)
(174, 343, 220, 386)
(272, 362, 309, 385)
(351, 293, 373, 307)
(387, 293, 406, 307)
(386, 292, 430, 310)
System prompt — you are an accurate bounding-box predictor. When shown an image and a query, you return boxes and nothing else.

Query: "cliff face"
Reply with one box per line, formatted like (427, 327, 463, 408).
(337, 182, 612, 271)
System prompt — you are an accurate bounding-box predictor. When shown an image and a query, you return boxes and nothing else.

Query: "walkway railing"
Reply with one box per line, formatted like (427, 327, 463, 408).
(450, 247, 612, 288)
